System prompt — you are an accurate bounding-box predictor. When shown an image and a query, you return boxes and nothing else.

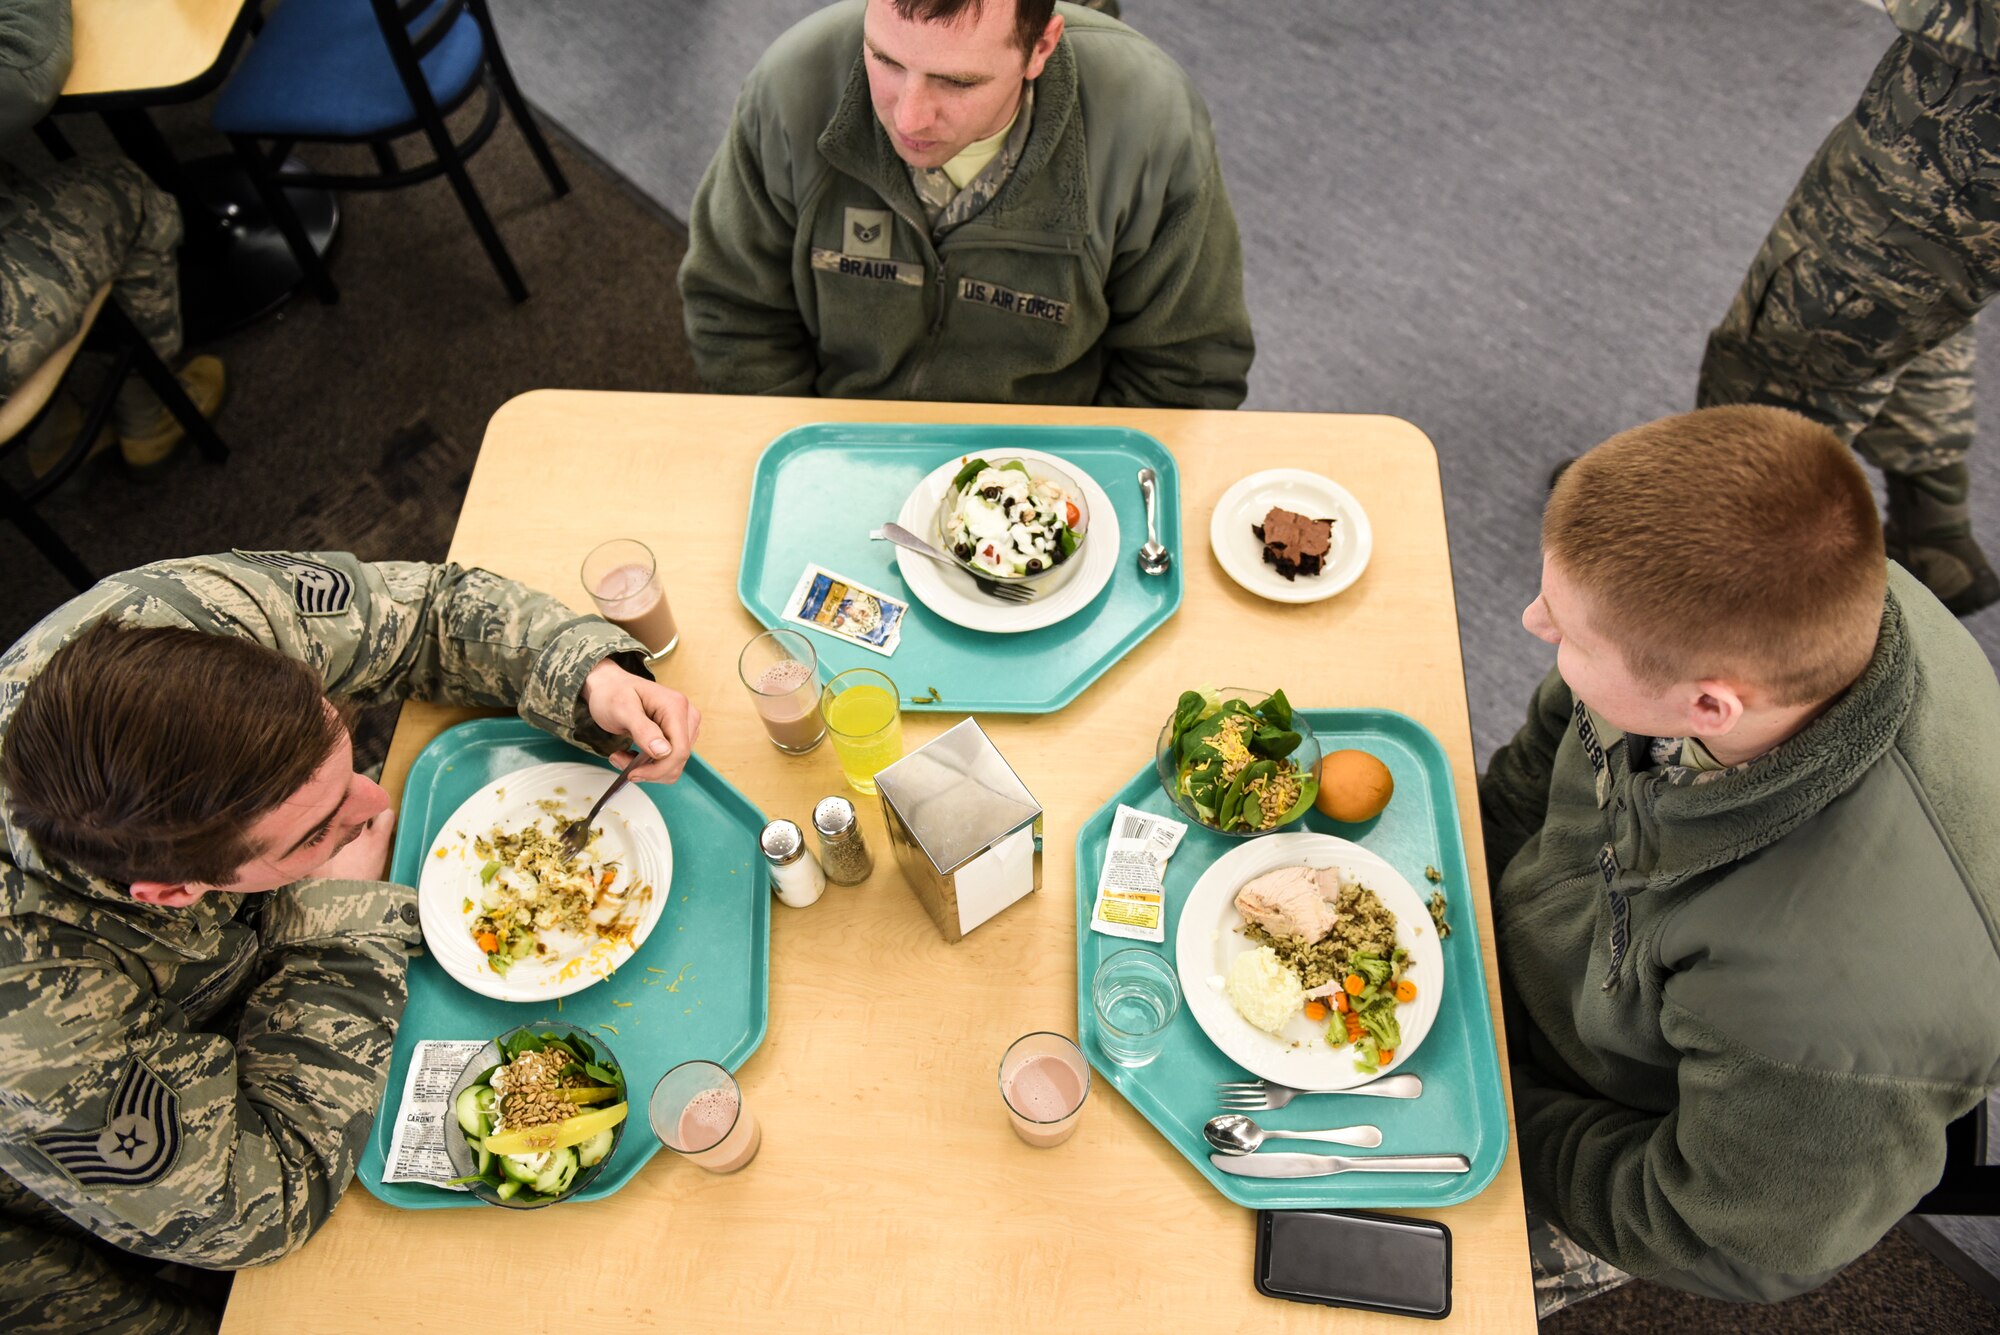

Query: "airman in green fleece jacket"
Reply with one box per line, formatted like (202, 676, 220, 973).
(678, 1, 1254, 407)
(1482, 407, 2000, 1309)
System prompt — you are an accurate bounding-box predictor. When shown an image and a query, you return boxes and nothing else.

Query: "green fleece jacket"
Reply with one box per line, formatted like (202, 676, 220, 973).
(0, 0, 68, 140)
(678, 1, 1253, 407)
(1480, 566, 2000, 1303)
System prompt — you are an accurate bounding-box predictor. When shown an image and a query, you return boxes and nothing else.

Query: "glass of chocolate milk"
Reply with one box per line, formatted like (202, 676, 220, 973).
(998, 1032, 1091, 1148)
(581, 538, 679, 657)
(650, 1060, 761, 1173)
(737, 629, 826, 753)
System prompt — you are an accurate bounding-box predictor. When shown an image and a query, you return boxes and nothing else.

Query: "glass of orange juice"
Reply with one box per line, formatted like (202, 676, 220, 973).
(822, 668, 903, 795)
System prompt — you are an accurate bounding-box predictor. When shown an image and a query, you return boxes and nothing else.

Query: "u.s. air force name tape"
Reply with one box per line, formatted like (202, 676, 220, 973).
(34, 1059, 182, 1189)
(231, 550, 355, 616)
(956, 277, 1071, 325)
(811, 248, 922, 286)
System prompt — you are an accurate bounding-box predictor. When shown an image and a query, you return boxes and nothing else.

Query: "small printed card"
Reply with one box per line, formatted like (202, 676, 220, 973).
(1089, 804, 1190, 943)
(381, 1038, 489, 1189)
(783, 564, 908, 657)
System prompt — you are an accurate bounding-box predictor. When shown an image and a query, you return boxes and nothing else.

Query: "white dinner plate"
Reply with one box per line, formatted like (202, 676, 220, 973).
(1174, 832, 1444, 1089)
(893, 447, 1120, 634)
(1209, 468, 1372, 603)
(417, 762, 672, 1001)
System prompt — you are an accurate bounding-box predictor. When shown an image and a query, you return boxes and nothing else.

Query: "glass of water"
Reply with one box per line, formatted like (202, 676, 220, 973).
(1091, 948, 1183, 1067)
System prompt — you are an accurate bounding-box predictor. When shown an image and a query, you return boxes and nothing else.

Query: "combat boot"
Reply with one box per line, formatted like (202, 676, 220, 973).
(1883, 462, 2000, 617)
(112, 355, 226, 472)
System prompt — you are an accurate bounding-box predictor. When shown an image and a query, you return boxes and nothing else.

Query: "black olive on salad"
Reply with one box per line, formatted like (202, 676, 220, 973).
(1026, 558, 1044, 573)
(954, 542, 974, 560)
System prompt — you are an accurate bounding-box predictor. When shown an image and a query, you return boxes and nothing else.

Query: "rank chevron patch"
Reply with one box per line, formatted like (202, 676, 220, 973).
(232, 550, 355, 616)
(35, 1060, 182, 1188)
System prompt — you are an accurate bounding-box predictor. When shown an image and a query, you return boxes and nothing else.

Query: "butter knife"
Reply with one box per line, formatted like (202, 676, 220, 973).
(1209, 1152, 1471, 1179)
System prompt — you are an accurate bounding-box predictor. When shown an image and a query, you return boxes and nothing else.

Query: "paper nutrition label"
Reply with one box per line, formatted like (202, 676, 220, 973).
(1089, 804, 1189, 943)
(382, 1039, 490, 1189)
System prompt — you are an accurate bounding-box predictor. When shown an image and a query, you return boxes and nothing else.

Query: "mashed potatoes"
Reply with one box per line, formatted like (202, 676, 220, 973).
(1225, 946, 1304, 1034)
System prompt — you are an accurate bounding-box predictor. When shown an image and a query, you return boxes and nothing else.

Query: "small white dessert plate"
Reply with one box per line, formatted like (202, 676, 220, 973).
(1209, 469, 1372, 604)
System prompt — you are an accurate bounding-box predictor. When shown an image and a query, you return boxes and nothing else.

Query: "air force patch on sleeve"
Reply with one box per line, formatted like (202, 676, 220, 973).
(35, 1060, 182, 1189)
(231, 550, 356, 616)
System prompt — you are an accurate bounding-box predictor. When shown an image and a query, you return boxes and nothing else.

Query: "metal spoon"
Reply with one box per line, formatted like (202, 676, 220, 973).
(1137, 468, 1170, 576)
(1203, 1112, 1384, 1155)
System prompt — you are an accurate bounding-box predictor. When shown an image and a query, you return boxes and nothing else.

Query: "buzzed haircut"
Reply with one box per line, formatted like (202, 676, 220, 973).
(1545, 405, 1886, 706)
(892, 0, 1058, 55)
(2, 622, 346, 887)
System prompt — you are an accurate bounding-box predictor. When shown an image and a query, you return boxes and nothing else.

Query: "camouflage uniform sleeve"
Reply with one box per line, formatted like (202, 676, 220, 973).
(0, 1212, 217, 1334)
(0, 876, 419, 1271)
(84, 552, 649, 754)
(1884, 0, 2000, 68)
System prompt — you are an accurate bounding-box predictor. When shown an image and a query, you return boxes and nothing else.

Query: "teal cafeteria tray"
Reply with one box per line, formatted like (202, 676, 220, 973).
(737, 423, 1183, 712)
(1074, 708, 1508, 1210)
(357, 718, 770, 1209)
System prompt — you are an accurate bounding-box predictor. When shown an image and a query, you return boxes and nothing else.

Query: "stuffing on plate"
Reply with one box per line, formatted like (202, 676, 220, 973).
(465, 819, 644, 974)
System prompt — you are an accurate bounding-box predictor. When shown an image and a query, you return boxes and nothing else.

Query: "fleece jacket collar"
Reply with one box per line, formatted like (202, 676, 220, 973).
(1589, 587, 1914, 893)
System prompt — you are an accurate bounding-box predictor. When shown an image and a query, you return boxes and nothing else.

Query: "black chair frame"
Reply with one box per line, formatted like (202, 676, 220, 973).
(1915, 1101, 1999, 1217)
(227, 0, 568, 305)
(0, 303, 228, 591)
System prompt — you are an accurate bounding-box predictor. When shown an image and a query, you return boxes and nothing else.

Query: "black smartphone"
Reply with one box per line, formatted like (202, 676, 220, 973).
(1255, 1209, 1452, 1319)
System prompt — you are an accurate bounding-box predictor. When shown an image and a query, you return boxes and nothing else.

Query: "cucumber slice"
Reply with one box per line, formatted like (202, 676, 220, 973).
(472, 1139, 492, 1176)
(500, 1152, 547, 1185)
(453, 1086, 487, 1137)
(529, 1147, 577, 1196)
(576, 1129, 615, 1168)
(494, 1180, 522, 1201)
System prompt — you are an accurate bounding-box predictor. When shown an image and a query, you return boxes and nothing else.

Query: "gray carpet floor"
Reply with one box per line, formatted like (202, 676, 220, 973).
(488, 0, 1998, 766)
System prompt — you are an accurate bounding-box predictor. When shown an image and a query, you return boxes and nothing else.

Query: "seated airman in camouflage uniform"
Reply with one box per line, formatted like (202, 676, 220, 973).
(1699, 0, 2000, 616)
(0, 552, 704, 1333)
(1, 0, 225, 471)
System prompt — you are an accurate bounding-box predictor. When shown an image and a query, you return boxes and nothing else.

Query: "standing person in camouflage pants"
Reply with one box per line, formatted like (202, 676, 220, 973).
(0, 552, 706, 1333)
(1697, 0, 2000, 616)
(1, 0, 225, 471)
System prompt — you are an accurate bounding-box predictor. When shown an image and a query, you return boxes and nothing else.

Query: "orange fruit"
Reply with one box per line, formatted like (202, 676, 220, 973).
(1315, 749, 1394, 823)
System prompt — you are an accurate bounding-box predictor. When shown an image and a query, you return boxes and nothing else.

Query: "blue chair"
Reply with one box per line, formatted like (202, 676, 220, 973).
(212, 0, 568, 303)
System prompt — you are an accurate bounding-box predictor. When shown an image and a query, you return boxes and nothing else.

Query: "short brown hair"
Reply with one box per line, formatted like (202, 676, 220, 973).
(1544, 406, 1885, 705)
(2, 623, 345, 886)
(892, 0, 1058, 56)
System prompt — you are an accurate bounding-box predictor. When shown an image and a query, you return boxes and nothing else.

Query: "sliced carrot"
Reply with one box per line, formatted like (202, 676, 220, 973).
(598, 868, 616, 892)
(1303, 1001, 1327, 1023)
(1379, 1049, 1395, 1065)
(1343, 974, 1366, 996)
(475, 931, 499, 953)
(1334, 991, 1350, 1014)
(1394, 980, 1418, 1004)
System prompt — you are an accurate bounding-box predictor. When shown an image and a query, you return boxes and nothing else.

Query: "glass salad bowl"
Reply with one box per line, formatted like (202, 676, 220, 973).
(444, 1022, 630, 1209)
(1155, 687, 1322, 839)
(932, 452, 1091, 590)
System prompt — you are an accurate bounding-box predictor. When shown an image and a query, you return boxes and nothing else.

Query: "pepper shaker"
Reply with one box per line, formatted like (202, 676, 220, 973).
(812, 795, 874, 886)
(760, 819, 825, 908)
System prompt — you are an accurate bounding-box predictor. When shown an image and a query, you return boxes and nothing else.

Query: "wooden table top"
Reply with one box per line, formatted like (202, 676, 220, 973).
(61, 0, 248, 103)
(221, 392, 1535, 1334)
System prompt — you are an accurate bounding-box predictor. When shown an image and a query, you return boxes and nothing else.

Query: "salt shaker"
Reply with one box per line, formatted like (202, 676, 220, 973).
(760, 819, 825, 908)
(812, 796, 874, 886)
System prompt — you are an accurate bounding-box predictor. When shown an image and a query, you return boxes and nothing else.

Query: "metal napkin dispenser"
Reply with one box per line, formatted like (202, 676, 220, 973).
(874, 718, 1043, 942)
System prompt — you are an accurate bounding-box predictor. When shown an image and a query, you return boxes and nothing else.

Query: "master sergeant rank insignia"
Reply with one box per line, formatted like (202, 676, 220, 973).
(35, 1060, 183, 1188)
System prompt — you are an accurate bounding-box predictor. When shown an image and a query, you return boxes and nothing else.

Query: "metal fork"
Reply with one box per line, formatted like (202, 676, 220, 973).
(875, 524, 1038, 603)
(1215, 1073, 1424, 1110)
(559, 754, 646, 858)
